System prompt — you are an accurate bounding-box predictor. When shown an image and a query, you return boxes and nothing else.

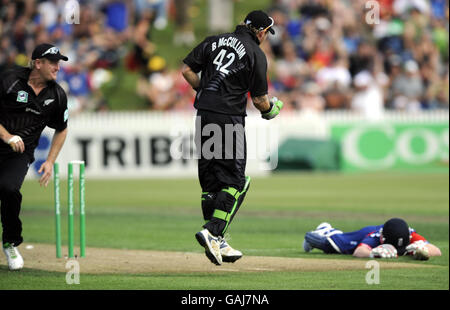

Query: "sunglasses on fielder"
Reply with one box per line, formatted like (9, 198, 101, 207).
(41, 47, 60, 57)
(262, 17, 274, 33)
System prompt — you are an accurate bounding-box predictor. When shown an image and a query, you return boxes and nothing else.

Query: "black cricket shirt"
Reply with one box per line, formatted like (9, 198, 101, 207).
(183, 25, 269, 116)
(0, 66, 68, 161)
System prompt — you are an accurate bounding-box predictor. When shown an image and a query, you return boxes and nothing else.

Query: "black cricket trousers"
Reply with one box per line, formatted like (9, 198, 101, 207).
(0, 152, 31, 246)
(195, 109, 248, 237)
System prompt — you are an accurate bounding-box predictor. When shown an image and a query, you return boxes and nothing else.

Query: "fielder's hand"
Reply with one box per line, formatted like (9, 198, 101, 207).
(369, 244, 398, 259)
(405, 240, 430, 261)
(261, 97, 283, 120)
(7, 135, 25, 153)
(38, 161, 54, 187)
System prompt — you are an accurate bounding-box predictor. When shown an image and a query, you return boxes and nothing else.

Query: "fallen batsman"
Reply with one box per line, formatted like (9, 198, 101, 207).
(303, 218, 441, 260)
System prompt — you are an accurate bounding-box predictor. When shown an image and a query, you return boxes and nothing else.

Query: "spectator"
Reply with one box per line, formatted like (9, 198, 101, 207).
(425, 70, 449, 109)
(0, 0, 447, 112)
(391, 60, 424, 111)
(431, 19, 449, 62)
(349, 40, 376, 77)
(137, 55, 177, 110)
(266, 7, 289, 58)
(172, 67, 196, 111)
(298, 81, 325, 112)
(104, 1, 129, 34)
(126, 9, 156, 76)
(351, 71, 385, 120)
(59, 65, 91, 112)
(173, 0, 195, 46)
(134, 0, 168, 30)
(316, 56, 352, 91)
(208, 0, 234, 33)
(37, 0, 58, 30)
(299, 0, 329, 19)
(274, 40, 308, 92)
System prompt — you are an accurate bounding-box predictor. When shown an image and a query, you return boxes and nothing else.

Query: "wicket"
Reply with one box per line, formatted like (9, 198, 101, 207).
(53, 161, 86, 258)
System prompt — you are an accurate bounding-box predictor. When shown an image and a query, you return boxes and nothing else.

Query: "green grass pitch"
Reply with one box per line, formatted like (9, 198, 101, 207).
(0, 172, 448, 290)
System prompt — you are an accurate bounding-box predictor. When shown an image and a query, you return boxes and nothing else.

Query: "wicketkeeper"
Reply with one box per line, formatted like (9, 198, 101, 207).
(182, 10, 283, 265)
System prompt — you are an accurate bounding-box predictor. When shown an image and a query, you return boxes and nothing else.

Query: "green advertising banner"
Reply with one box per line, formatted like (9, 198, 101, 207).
(331, 123, 449, 172)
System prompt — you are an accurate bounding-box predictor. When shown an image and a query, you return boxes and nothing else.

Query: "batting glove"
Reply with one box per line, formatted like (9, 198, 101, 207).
(369, 244, 398, 259)
(405, 240, 430, 261)
(261, 97, 283, 120)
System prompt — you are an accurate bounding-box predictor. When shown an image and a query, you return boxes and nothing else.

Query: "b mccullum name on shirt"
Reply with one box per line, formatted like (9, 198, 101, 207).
(211, 36, 247, 59)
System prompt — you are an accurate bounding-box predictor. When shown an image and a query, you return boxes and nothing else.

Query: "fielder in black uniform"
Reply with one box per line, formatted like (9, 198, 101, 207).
(0, 43, 69, 270)
(182, 10, 283, 265)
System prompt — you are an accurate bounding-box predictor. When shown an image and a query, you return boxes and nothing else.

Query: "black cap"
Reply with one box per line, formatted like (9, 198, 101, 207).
(244, 10, 275, 35)
(32, 43, 68, 61)
(382, 218, 411, 256)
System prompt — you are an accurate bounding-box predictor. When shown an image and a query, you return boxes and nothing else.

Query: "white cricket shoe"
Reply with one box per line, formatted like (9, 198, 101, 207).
(220, 239, 242, 263)
(313, 222, 343, 237)
(303, 222, 343, 252)
(3, 243, 24, 271)
(314, 222, 332, 235)
(195, 229, 222, 265)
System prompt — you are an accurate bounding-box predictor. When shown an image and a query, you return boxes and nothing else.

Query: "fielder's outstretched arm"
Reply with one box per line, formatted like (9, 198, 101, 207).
(38, 127, 68, 187)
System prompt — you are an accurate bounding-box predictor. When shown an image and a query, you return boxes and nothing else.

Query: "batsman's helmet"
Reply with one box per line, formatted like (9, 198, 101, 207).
(381, 218, 411, 256)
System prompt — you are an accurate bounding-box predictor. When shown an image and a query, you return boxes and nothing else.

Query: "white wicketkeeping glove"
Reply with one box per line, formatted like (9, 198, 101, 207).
(405, 240, 430, 261)
(369, 244, 398, 259)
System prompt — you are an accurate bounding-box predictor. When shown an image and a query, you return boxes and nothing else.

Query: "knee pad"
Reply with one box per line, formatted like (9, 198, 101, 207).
(305, 232, 337, 254)
(204, 177, 251, 236)
(202, 187, 238, 237)
(212, 187, 239, 221)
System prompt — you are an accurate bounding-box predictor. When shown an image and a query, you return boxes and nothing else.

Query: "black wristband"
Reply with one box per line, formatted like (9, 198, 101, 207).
(261, 102, 273, 114)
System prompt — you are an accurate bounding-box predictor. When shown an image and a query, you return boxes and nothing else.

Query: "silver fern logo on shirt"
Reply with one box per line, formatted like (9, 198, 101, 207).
(44, 99, 55, 106)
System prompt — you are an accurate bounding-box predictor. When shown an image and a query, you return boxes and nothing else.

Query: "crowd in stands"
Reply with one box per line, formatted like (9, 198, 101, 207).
(263, 0, 449, 119)
(0, 0, 448, 118)
(0, 0, 195, 112)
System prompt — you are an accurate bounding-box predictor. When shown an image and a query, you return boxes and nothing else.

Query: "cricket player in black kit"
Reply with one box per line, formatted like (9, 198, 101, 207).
(182, 11, 284, 265)
(0, 43, 69, 270)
